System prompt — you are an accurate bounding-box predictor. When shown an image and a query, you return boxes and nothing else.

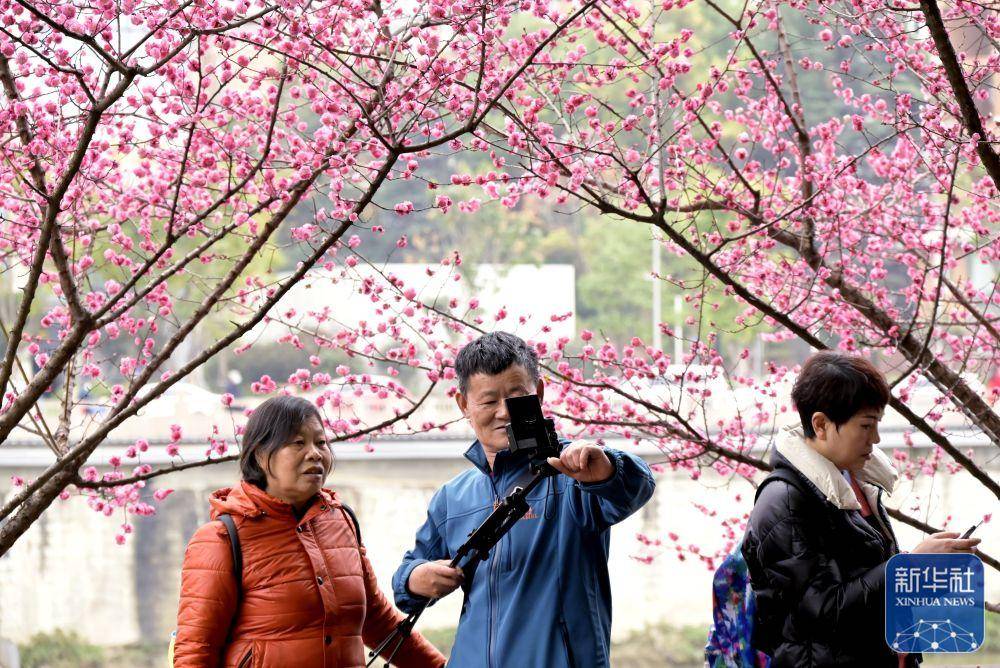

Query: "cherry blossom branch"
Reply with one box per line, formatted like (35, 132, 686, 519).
(0, 12, 292, 443)
(486, 161, 998, 499)
(0, 58, 138, 437)
(0, 55, 57, 400)
(12, 0, 130, 73)
(92, 67, 290, 326)
(917, 0, 1000, 189)
(71, 379, 439, 489)
(0, 168, 383, 553)
(940, 273, 1000, 345)
(551, 376, 1000, 578)
(136, 5, 280, 76)
(771, 6, 815, 250)
(73, 454, 239, 489)
(693, 9, 1000, 451)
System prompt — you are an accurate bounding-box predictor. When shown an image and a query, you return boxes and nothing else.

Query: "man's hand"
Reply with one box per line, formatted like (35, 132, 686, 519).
(912, 531, 981, 554)
(407, 560, 464, 599)
(546, 442, 614, 484)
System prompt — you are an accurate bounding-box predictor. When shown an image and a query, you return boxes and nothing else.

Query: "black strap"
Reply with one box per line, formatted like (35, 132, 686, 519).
(217, 514, 243, 599)
(339, 503, 363, 547)
(215, 504, 360, 610)
(217, 504, 360, 589)
(754, 468, 810, 504)
(217, 513, 243, 646)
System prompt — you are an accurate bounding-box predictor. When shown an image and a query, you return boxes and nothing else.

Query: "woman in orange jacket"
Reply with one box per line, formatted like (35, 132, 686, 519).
(173, 395, 445, 668)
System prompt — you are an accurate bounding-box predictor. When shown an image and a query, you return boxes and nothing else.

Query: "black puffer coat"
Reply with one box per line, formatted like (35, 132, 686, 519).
(742, 437, 919, 667)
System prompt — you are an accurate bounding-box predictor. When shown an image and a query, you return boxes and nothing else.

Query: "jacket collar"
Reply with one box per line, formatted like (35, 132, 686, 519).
(774, 426, 899, 511)
(464, 440, 491, 474)
(463, 440, 531, 477)
(209, 480, 339, 523)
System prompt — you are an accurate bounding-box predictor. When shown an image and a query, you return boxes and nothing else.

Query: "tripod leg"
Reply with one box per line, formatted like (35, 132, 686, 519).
(367, 601, 429, 667)
(367, 618, 407, 667)
(382, 630, 411, 667)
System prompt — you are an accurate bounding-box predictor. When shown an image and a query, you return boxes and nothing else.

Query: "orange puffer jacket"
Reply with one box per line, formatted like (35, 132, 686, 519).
(174, 481, 445, 668)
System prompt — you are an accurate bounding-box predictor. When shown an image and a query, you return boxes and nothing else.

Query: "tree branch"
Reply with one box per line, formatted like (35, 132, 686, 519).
(918, 0, 1000, 189)
(72, 380, 438, 489)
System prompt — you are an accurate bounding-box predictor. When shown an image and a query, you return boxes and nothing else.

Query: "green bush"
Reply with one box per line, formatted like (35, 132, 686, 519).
(421, 626, 457, 656)
(611, 622, 707, 667)
(103, 642, 167, 668)
(417, 622, 707, 667)
(18, 630, 104, 668)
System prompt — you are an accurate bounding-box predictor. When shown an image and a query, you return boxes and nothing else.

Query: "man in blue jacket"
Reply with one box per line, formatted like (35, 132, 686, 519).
(392, 331, 656, 667)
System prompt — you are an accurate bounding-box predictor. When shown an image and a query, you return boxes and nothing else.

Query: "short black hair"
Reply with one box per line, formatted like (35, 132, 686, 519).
(454, 331, 540, 394)
(791, 351, 890, 438)
(240, 395, 323, 488)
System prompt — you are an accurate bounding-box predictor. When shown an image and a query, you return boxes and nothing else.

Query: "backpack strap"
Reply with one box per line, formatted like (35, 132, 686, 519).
(216, 513, 243, 645)
(217, 513, 243, 600)
(753, 466, 832, 536)
(754, 467, 810, 504)
(339, 503, 363, 547)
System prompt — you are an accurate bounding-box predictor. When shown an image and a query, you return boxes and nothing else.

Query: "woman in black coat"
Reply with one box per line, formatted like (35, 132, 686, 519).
(742, 353, 980, 667)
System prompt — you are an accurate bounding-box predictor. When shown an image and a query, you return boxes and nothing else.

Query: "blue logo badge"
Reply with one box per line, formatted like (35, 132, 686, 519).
(885, 553, 985, 653)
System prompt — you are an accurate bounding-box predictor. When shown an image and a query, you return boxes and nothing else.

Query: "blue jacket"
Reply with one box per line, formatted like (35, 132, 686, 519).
(392, 441, 656, 668)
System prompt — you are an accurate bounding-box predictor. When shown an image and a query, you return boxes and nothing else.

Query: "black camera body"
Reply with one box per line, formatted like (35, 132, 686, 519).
(504, 395, 561, 472)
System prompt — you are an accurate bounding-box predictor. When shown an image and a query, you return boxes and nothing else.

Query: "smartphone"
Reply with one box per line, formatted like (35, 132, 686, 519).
(961, 522, 982, 539)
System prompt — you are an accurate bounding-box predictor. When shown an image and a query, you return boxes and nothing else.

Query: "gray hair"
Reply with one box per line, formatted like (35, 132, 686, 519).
(454, 331, 540, 394)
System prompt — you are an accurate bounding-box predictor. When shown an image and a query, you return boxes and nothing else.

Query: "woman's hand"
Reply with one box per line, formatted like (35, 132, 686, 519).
(407, 560, 464, 599)
(912, 531, 981, 554)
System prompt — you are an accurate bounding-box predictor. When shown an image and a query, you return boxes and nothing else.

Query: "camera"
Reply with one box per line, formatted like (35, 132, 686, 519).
(504, 395, 561, 471)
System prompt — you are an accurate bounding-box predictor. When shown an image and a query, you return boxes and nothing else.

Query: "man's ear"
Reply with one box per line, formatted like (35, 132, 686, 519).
(455, 392, 469, 418)
(536, 378, 545, 403)
(811, 412, 829, 440)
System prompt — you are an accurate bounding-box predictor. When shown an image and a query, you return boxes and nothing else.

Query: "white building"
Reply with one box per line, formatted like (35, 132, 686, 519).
(254, 262, 577, 344)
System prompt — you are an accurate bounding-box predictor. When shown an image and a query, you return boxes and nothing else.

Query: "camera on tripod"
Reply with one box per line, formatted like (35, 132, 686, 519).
(504, 395, 561, 472)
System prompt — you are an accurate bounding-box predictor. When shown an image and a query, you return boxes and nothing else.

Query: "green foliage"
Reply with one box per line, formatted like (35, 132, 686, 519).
(421, 626, 457, 656)
(103, 642, 167, 668)
(611, 622, 709, 667)
(576, 217, 656, 343)
(18, 630, 104, 668)
(419, 622, 707, 667)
